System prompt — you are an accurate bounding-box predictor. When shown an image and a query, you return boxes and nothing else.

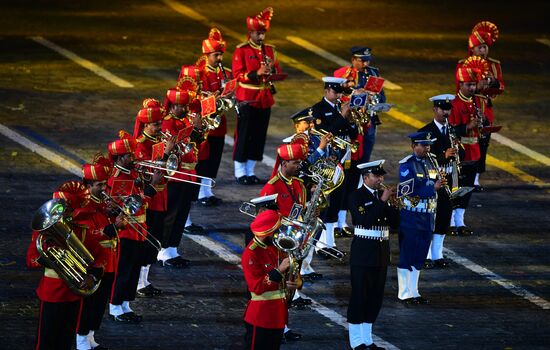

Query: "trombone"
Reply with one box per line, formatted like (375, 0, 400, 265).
(101, 191, 162, 251)
(135, 158, 216, 188)
(310, 128, 358, 153)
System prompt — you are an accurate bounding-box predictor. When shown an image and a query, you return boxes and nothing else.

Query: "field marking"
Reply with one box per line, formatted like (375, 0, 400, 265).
(29, 36, 134, 88)
(536, 38, 550, 47)
(186, 233, 400, 350)
(286, 35, 402, 90)
(165, 0, 549, 189)
(0, 123, 82, 177)
(491, 133, 550, 166)
(444, 248, 550, 310)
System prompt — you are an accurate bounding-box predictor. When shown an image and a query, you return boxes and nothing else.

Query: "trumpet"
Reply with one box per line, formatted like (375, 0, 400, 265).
(101, 191, 162, 251)
(379, 183, 420, 209)
(32, 198, 102, 296)
(134, 159, 216, 188)
(310, 128, 359, 153)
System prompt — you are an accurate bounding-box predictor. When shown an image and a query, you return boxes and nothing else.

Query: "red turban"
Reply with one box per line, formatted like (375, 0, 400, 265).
(52, 181, 89, 210)
(82, 155, 112, 182)
(108, 130, 137, 161)
(202, 28, 226, 54)
(246, 7, 273, 32)
(456, 67, 481, 83)
(271, 142, 308, 178)
(250, 209, 282, 237)
(462, 56, 490, 78)
(133, 101, 165, 138)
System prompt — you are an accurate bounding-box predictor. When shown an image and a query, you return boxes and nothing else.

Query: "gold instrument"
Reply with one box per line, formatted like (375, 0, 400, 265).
(379, 183, 420, 209)
(306, 157, 345, 209)
(100, 192, 162, 251)
(160, 131, 194, 157)
(425, 152, 453, 197)
(134, 158, 215, 188)
(31, 198, 101, 296)
(310, 128, 358, 153)
(349, 108, 370, 135)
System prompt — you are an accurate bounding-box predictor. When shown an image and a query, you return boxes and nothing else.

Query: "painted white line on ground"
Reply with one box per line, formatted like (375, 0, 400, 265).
(0, 123, 82, 177)
(444, 248, 550, 310)
(186, 233, 400, 350)
(536, 38, 550, 47)
(491, 133, 550, 166)
(224, 134, 276, 168)
(29, 36, 134, 88)
(286, 35, 403, 90)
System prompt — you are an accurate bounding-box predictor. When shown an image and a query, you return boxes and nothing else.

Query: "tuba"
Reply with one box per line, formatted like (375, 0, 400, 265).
(31, 198, 101, 296)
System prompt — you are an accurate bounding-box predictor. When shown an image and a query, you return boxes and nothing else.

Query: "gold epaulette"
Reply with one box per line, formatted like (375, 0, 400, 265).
(267, 175, 280, 185)
(474, 94, 487, 100)
(457, 58, 466, 64)
(223, 67, 232, 73)
(486, 57, 500, 64)
(264, 43, 276, 48)
(292, 176, 304, 183)
(249, 241, 258, 250)
(163, 115, 173, 121)
(236, 42, 248, 48)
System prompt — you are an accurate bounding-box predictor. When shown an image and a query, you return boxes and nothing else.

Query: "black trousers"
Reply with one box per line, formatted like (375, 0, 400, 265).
(163, 181, 194, 249)
(455, 161, 478, 209)
(144, 210, 165, 265)
(244, 322, 284, 350)
(322, 168, 348, 222)
(347, 265, 387, 324)
(478, 135, 491, 174)
(35, 299, 80, 350)
(196, 135, 225, 179)
(343, 160, 360, 211)
(434, 186, 453, 234)
(78, 272, 114, 335)
(111, 239, 143, 305)
(234, 105, 271, 162)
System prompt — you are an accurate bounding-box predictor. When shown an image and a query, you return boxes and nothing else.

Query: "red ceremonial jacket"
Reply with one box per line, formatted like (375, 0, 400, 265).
(260, 172, 306, 218)
(135, 133, 168, 211)
(161, 115, 199, 183)
(107, 166, 148, 241)
(72, 196, 118, 273)
(232, 41, 282, 109)
(242, 238, 288, 329)
(200, 64, 229, 138)
(449, 92, 481, 162)
(27, 231, 82, 303)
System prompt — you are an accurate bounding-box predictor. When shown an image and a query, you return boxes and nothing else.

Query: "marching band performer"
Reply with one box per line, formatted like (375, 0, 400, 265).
(107, 131, 162, 323)
(347, 160, 398, 350)
(397, 132, 446, 305)
(28, 182, 102, 350)
(459, 21, 504, 191)
(134, 99, 173, 296)
(418, 95, 457, 268)
(448, 67, 483, 236)
(242, 209, 297, 350)
(311, 77, 358, 258)
(232, 7, 283, 185)
(196, 27, 230, 206)
(76, 158, 122, 350)
(159, 82, 203, 267)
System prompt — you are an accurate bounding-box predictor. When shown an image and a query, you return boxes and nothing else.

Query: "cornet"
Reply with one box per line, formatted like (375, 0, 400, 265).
(101, 192, 162, 251)
(160, 131, 194, 156)
(310, 128, 358, 153)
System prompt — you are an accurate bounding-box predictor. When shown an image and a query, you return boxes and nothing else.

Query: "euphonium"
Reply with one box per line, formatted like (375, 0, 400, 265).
(31, 198, 101, 296)
(307, 157, 345, 209)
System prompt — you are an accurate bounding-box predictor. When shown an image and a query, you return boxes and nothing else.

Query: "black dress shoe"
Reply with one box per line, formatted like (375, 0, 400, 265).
(474, 185, 485, 192)
(458, 226, 474, 236)
(293, 297, 312, 307)
(447, 226, 458, 236)
(398, 297, 416, 305)
(365, 343, 385, 349)
(110, 312, 141, 324)
(183, 224, 205, 234)
(236, 176, 250, 185)
(423, 259, 434, 269)
(413, 296, 430, 304)
(197, 197, 213, 206)
(341, 227, 353, 237)
(433, 258, 449, 268)
(247, 175, 265, 185)
(352, 345, 368, 350)
(283, 330, 302, 342)
(137, 284, 162, 297)
(334, 227, 343, 237)
(208, 196, 223, 206)
(162, 256, 191, 268)
(308, 272, 323, 280)
(92, 345, 109, 350)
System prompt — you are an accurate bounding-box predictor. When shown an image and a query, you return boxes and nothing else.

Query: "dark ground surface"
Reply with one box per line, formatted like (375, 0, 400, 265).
(1, 1, 549, 349)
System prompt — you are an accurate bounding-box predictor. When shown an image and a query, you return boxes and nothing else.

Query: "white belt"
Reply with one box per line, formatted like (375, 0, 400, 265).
(354, 227, 390, 240)
(403, 198, 437, 213)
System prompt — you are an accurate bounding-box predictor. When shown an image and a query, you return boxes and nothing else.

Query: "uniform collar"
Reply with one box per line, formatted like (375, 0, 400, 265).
(252, 236, 267, 249)
(457, 91, 472, 103)
(206, 64, 219, 73)
(433, 119, 447, 133)
(249, 40, 262, 50)
(143, 131, 159, 142)
(363, 184, 377, 195)
(278, 171, 293, 185)
(90, 194, 102, 203)
(323, 97, 336, 109)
